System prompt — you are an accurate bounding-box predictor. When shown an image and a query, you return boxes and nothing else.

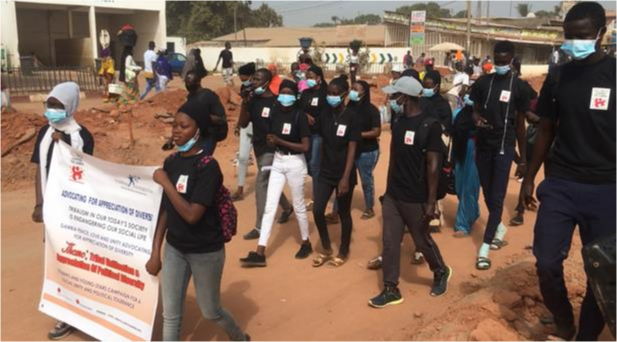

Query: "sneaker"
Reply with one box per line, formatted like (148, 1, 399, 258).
(509, 214, 524, 226)
(295, 241, 313, 259)
(430, 266, 452, 297)
(243, 228, 260, 240)
(277, 208, 294, 224)
(361, 209, 375, 219)
(48, 321, 74, 340)
(367, 256, 383, 270)
(240, 252, 266, 267)
(368, 286, 404, 308)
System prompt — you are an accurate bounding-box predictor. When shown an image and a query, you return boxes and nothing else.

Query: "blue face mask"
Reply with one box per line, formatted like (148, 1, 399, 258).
(422, 87, 436, 98)
(494, 64, 511, 75)
(561, 38, 598, 60)
(278, 94, 296, 107)
(327, 95, 343, 107)
(45, 108, 67, 123)
(349, 90, 361, 102)
(254, 82, 269, 95)
(177, 130, 200, 153)
(242, 79, 252, 87)
(464, 94, 474, 106)
(306, 79, 318, 88)
(389, 98, 404, 114)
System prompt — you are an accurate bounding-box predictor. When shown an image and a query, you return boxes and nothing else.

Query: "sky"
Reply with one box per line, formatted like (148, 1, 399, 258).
(253, 0, 616, 27)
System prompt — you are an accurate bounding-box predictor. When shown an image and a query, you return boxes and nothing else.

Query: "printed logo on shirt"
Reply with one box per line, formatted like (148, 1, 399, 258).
(590, 88, 611, 111)
(261, 107, 271, 118)
(176, 175, 189, 194)
(336, 124, 347, 137)
(404, 131, 415, 145)
(499, 90, 511, 103)
(282, 123, 292, 135)
(311, 97, 319, 106)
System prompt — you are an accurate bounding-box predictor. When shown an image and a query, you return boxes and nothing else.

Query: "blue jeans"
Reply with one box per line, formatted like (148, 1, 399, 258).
(355, 149, 380, 211)
(475, 146, 514, 244)
(161, 243, 245, 341)
(308, 134, 322, 200)
(140, 77, 160, 100)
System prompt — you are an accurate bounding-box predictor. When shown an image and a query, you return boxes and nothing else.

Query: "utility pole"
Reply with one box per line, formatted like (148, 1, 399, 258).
(486, 0, 491, 41)
(466, 0, 472, 51)
(234, 3, 238, 43)
(477, 1, 482, 19)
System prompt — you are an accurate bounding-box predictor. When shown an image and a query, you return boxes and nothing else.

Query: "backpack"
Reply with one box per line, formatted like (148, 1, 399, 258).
(414, 116, 453, 200)
(196, 155, 237, 242)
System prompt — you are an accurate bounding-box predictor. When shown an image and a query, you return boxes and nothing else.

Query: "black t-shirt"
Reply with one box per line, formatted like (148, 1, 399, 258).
(419, 95, 453, 134)
(316, 106, 361, 186)
(537, 55, 616, 184)
(300, 86, 328, 134)
(219, 50, 233, 69)
(349, 101, 381, 153)
(470, 72, 530, 151)
(163, 151, 224, 253)
(247, 95, 277, 157)
(386, 113, 443, 203)
(31, 124, 95, 176)
(270, 105, 311, 154)
(186, 88, 225, 139)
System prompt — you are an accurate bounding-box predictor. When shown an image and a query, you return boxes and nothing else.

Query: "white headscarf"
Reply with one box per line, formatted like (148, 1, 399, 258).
(39, 82, 84, 192)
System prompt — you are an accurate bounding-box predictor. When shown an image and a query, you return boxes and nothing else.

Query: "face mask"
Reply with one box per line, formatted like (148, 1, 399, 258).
(349, 90, 361, 102)
(45, 108, 67, 123)
(464, 94, 474, 106)
(327, 95, 343, 107)
(278, 94, 296, 107)
(561, 30, 602, 60)
(422, 87, 436, 98)
(389, 98, 404, 114)
(242, 79, 252, 87)
(494, 64, 511, 75)
(254, 82, 269, 96)
(177, 129, 200, 153)
(307, 79, 318, 88)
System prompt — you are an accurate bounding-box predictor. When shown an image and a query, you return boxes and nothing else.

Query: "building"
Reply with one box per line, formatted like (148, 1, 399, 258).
(1, 0, 166, 68)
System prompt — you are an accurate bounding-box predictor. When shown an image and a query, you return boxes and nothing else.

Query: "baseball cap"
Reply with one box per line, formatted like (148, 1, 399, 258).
(382, 76, 423, 97)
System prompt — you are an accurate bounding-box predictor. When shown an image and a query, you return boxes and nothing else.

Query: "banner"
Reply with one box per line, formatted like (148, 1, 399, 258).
(39, 141, 162, 341)
(410, 10, 426, 46)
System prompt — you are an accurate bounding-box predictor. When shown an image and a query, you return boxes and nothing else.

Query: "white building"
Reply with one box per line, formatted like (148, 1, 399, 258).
(1, 0, 166, 68)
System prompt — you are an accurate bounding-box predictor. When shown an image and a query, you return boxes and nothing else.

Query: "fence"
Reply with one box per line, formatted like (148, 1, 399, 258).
(1, 66, 102, 96)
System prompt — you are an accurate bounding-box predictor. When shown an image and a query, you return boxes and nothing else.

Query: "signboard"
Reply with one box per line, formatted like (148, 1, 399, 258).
(410, 10, 426, 46)
(39, 141, 162, 341)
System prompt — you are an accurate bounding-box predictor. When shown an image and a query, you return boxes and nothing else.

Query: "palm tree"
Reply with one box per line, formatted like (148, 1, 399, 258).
(516, 3, 532, 17)
(331, 16, 339, 25)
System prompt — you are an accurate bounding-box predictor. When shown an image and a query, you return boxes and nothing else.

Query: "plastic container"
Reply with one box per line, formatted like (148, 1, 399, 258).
(299, 37, 313, 49)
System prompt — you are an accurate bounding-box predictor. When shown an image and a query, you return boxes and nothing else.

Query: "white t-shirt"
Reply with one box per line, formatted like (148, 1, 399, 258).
(143, 50, 157, 73)
(448, 72, 470, 96)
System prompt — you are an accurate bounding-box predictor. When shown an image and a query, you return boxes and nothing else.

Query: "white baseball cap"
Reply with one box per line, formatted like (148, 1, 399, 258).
(382, 76, 423, 97)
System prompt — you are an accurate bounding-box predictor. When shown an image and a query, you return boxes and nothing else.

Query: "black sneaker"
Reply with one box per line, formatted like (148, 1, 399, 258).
(367, 256, 383, 270)
(509, 213, 524, 226)
(369, 286, 404, 308)
(430, 266, 452, 297)
(295, 241, 313, 259)
(240, 252, 267, 267)
(48, 321, 74, 340)
(277, 208, 294, 224)
(243, 228, 260, 240)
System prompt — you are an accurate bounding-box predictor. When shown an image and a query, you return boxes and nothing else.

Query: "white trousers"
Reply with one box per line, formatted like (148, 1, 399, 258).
(258, 152, 310, 247)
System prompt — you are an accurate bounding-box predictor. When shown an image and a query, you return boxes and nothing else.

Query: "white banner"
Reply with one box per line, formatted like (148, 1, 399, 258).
(39, 141, 162, 341)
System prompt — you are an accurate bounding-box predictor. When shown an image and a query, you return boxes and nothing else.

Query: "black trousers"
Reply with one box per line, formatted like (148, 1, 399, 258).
(313, 179, 354, 257)
(381, 194, 446, 287)
(533, 177, 615, 340)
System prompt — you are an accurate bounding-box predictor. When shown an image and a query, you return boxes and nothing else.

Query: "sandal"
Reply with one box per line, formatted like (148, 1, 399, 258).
(231, 193, 244, 202)
(327, 256, 347, 267)
(476, 257, 491, 270)
(411, 252, 425, 265)
(490, 239, 509, 250)
(312, 253, 333, 267)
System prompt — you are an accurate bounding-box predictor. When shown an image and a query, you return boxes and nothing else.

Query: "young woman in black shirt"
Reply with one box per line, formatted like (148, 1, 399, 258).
(146, 99, 248, 341)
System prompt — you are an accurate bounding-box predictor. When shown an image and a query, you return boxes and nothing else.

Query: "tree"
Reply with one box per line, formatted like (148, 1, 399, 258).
(453, 10, 468, 18)
(331, 16, 340, 25)
(516, 3, 532, 17)
(395, 2, 451, 19)
(313, 22, 336, 28)
(250, 3, 283, 27)
(314, 13, 382, 27)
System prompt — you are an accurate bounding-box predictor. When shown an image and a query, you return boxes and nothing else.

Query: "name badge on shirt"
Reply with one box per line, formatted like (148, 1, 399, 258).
(176, 175, 189, 194)
(404, 131, 415, 145)
(336, 124, 347, 137)
(311, 97, 319, 106)
(261, 107, 271, 118)
(282, 123, 292, 135)
(590, 88, 611, 111)
(499, 90, 511, 103)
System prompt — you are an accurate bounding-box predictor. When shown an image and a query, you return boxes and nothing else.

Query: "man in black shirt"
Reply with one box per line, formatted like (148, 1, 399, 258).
(238, 68, 293, 240)
(521, 3, 615, 340)
(214, 42, 234, 86)
(470, 41, 529, 271)
(369, 77, 451, 309)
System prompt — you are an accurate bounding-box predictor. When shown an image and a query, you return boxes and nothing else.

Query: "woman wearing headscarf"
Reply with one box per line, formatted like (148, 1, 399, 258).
(146, 98, 249, 341)
(31, 82, 94, 340)
(240, 79, 313, 266)
(98, 48, 115, 102)
(119, 46, 141, 110)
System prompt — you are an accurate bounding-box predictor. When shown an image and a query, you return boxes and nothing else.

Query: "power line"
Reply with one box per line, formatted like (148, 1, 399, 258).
(278, 1, 344, 15)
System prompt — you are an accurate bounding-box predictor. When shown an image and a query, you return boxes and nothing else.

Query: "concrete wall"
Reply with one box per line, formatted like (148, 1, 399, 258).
(166, 36, 186, 56)
(1, 1, 20, 68)
(15, 0, 165, 12)
(55, 38, 93, 66)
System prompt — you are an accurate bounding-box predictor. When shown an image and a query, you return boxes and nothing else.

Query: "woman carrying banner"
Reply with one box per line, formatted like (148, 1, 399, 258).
(31, 82, 95, 340)
(146, 98, 249, 341)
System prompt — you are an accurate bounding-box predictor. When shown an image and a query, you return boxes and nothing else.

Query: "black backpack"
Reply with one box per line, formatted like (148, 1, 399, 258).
(414, 116, 453, 200)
